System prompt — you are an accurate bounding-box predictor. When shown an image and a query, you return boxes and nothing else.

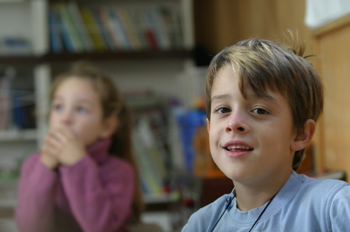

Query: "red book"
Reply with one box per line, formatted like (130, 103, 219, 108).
(145, 29, 158, 50)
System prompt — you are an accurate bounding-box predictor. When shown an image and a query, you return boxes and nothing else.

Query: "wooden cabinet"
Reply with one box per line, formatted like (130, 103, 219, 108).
(312, 14, 350, 183)
(194, 0, 312, 55)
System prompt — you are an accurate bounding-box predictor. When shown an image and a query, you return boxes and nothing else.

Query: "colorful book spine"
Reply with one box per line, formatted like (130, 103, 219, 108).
(12, 91, 24, 129)
(48, 3, 183, 52)
(51, 5, 75, 53)
(0, 78, 8, 130)
(108, 8, 131, 51)
(125, 8, 150, 50)
(169, 8, 183, 49)
(138, 9, 158, 50)
(67, 2, 94, 52)
(153, 6, 171, 50)
(48, 6, 63, 53)
(147, 7, 170, 50)
(92, 10, 115, 51)
(0, 70, 14, 130)
(80, 7, 107, 52)
(116, 7, 141, 51)
(98, 7, 122, 50)
(57, 3, 84, 52)
(132, 130, 163, 196)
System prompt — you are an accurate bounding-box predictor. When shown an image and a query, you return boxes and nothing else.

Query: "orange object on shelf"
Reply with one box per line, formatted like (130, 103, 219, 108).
(192, 126, 226, 178)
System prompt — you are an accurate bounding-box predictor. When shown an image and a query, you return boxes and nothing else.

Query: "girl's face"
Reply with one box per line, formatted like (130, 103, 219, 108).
(207, 66, 297, 186)
(49, 77, 110, 147)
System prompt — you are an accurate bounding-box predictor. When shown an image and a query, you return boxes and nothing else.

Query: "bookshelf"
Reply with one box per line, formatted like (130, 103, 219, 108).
(0, 0, 194, 188)
(0, 129, 37, 142)
(0, 50, 192, 66)
(0, 1, 195, 231)
(0, 0, 194, 140)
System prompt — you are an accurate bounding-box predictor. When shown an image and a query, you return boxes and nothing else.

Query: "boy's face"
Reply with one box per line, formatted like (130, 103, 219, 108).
(207, 66, 297, 185)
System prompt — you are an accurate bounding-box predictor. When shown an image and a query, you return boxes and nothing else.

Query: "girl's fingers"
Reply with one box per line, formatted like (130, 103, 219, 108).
(58, 127, 74, 140)
(42, 141, 60, 158)
(54, 127, 73, 142)
(44, 134, 61, 149)
(46, 129, 66, 145)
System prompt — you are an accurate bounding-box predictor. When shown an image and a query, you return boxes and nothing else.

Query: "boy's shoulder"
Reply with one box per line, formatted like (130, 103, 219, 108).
(183, 191, 234, 231)
(289, 173, 350, 220)
(298, 173, 349, 197)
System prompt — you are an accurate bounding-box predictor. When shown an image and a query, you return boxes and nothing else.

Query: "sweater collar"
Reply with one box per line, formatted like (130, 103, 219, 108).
(86, 139, 111, 163)
(228, 171, 300, 225)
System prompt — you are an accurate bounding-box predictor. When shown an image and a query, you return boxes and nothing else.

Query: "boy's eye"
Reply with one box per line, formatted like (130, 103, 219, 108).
(215, 107, 231, 114)
(252, 108, 269, 115)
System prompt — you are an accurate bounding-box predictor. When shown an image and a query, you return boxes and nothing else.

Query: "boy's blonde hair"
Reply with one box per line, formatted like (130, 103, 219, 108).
(49, 62, 144, 222)
(205, 38, 324, 171)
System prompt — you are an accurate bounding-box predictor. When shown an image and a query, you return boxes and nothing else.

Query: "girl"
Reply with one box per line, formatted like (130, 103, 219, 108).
(15, 62, 144, 232)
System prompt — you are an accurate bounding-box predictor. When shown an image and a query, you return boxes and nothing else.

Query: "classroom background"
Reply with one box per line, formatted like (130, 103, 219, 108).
(0, 0, 350, 231)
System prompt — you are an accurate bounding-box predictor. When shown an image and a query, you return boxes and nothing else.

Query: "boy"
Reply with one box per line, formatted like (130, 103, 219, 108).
(182, 38, 350, 231)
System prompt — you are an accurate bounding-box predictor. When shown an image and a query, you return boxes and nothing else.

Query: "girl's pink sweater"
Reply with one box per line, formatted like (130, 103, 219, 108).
(15, 139, 135, 232)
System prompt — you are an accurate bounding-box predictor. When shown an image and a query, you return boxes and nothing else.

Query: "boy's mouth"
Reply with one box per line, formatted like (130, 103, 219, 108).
(224, 145, 254, 151)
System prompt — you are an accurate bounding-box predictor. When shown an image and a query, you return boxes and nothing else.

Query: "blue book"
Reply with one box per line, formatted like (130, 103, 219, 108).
(92, 10, 115, 51)
(67, 2, 95, 52)
(52, 5, 75, 53)
(108, 8, 131, 51)
(12, 91, 24, 129)
(49, 6, 63, 53)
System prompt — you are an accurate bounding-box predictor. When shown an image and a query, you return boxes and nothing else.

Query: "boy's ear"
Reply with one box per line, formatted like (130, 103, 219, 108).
(99, 116, 118, 140)
(291, 119, 316, 151)
(206, 118, 210, 133)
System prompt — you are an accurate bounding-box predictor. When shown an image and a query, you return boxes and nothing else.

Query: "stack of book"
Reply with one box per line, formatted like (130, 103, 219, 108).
(49, 2, 183, 53)
(132, 109, 169, 197)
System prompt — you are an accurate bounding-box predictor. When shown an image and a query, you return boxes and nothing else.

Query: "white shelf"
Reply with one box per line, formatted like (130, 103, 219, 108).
(0, 129, 37, 142)
(0, 0, 25, 3)
(144, 194, 172, 204)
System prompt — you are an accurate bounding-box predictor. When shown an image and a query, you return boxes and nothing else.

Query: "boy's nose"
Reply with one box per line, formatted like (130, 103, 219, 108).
(225, 110, 250, 133)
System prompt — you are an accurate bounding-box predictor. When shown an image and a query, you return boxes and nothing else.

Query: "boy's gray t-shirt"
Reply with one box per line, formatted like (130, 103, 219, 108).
(182, 171, 350, 232)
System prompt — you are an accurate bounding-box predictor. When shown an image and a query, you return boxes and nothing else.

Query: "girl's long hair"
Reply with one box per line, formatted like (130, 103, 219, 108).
(49, 62, 144, 222)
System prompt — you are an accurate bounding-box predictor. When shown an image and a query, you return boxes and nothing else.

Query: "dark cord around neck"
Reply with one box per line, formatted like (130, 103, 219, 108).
(248, 191, 278, 232)
(210, 190, 279, 232)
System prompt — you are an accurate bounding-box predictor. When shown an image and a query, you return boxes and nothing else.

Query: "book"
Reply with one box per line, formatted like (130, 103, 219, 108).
(168, 8, 183, 49)
(11, 90, 36, 129)
(0, 76, 9, 130)
(11, 90, 24, 129)
(108, 8, 131, 51)
(148, 7, 171, 50)
(132, 128, 163, 196)
(138, 117, 167, 180)
(98, 7, 122, 50)
(116, 7, 142, 51)
(155, 7, 175, 50)
(56, 3, 84, 52)
(67, 2, 94, 52)
(48, 6, 63, 53)
(126, 8, 150, 50)
(51, 5, 75, 53)
(0, 68, 15, 131)
(91, 9, 115, 51)
(139, 9, 159, 50)
(80, 7, 107, 52)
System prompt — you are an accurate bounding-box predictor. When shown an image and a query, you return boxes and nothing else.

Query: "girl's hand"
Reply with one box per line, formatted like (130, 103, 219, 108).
(44, 127, 86, 167)
(39, 146, 59, 170)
